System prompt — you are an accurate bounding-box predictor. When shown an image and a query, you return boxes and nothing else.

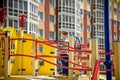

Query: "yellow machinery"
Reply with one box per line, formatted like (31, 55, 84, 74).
(0, 27, 56, 77)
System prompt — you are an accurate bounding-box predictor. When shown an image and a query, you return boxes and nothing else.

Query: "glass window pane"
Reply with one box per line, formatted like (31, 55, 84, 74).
(14, 0, 18, 8)
(38, 12, 44, 20)
(24, 1, 27, 10)
(50, 31, 55, 40)
(9, 1, 13, 8)
(19, 1, 22, 9)
(40, 0, 44, 3)
(14, 20, 18, 29)
(50, 15, 55, 23)
(38, 29, 43, 37)
(9, 19, 13, 27)
(50, 0, 55, 7)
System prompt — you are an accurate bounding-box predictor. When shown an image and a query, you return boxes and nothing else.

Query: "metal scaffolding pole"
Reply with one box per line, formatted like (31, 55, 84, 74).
(104, 0, 112, 80)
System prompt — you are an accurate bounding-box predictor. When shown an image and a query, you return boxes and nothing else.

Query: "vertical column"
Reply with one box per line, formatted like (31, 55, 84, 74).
(20, 27, 24, 75)
(114, 41, 120, 80)
(104, 0, 112, 80)
(32, 34, 38, 76)
(56, 0, 58, 41)
(74, 52, 79, 76)
(54, 44, 58, 76)
(19, 14, 26, 75)
(83, 0, 87, 43)
(117, 3, 120, 40)
(4, 32, 10, 79)
(86, 40, 92, 79)
(0, 44, 3, 76)
(91, 37, 99, 80)
(111, 0, 114, 49)
(44, 0, 50, 40)
(68, 36, 74, 79)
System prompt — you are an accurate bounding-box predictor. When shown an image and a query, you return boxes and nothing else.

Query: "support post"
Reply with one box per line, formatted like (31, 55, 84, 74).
(87, 54, 92, 79)
(74, 52, 79, 76)
(19, 27, 24, 75)
(68, 36, 74, 80)
(91, 37, 99, 80)
(104, 0, 112, 80)
(0, 48, 3, 76)
(32, 34, 38, 76)
(86, 40, 92, 79)
(19, 14, 26, 75)
(55, 44, 58, 76)
(4, 32, 10, 79)
(0, 23, 2, 29)
(114, 41, 120, 80)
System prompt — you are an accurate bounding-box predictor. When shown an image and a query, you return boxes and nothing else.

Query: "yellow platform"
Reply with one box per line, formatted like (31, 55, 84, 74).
(0, 27, 56, 77)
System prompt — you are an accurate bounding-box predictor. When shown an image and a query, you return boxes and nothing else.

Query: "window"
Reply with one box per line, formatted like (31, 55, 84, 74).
(114, 8, 117, 15)
(30, 3, 32, 12)
(59, 0, 61, 5)
(80, 23, 83, 30)
(72, 16, 75, 23)
(114, 20, 117, 26)
(38, 12, 44, 21)
(59, 15, 61, 21)
(87, 12, 91, 18)
(50, 31, 55, 40)
(19, 1, 23, 9)
(10, 58, 14, 63)
(63, 0, 65, 6)
(63, 15, 65, 22)
(100, 64, 105, 69)
(3, 0, 7, 7)
(39, 45, 44, 52)
(50, 0, 55, 7)
(87, 25, 91, 32)
(80, 9, 83, 15)
(9, 19, 13, 27)
(87, 0, 90, 5)
(11, 41, 15, 49)
(24, 22, 27, 33)
(72, 0, 75, 7)
(14, 20, 18, 29)
(66, 15, 68, 22)
(50, 15, 55, 23)
(24, 1, 27, 10)
(77, 18, 80, 25)
(80, 0, 83, 2)
(38, 29, 43, 37)
(59, 31, 61, 38)
(114, 32, 117, 38)
(39, 0, 44, 3)
(80, 37, 83, 43)
(69, 16, 71, 22)
(14, 0, 18, 8)
(9, 1, 13, 8)
(66, 0, 68, 6)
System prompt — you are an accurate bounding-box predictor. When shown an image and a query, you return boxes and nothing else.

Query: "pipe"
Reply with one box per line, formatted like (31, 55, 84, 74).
(104, 0, 112, 80)
(10, 54, 92, 71)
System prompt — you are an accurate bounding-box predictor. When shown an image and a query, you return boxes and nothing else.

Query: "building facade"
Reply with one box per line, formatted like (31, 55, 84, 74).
(2, 0, 39, 34)
(1, 0, 120, 74)
(57, 0, 81, 39)
(1, 0, 56, 40)
(91, 0, 120, 73)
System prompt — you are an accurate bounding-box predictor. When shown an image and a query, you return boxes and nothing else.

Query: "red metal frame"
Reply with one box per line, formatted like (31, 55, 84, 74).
(9, 38, 92, 53)
(91, 60, 100, 80)
(10, 54, 92, 71)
